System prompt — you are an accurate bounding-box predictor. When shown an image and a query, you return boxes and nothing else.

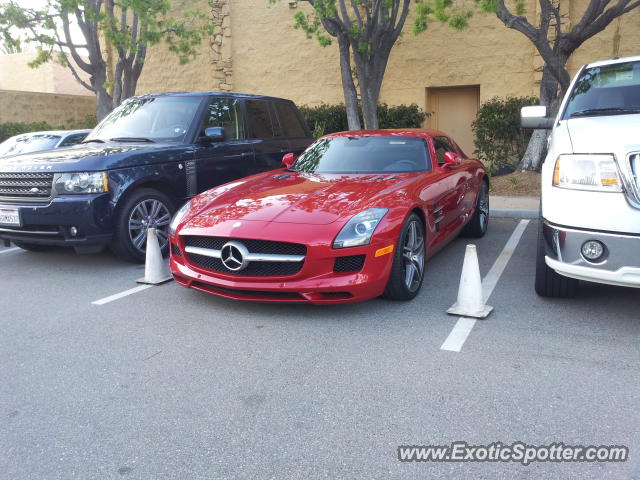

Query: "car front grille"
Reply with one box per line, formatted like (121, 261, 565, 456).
(629, 153, 640, 188)
(626, 153, 640, 208)
(0, 173, 54, 201)
(182, 236, 306, 277)
(183, 236, 306, 256)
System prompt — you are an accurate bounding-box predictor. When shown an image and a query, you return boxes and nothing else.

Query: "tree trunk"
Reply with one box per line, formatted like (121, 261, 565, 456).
(360, 85, 379, 130)
(356, 58, 383, 130)
(337, 35, 361, 131)
(518, 66, 561, 171)
(95, 86, 113, 122)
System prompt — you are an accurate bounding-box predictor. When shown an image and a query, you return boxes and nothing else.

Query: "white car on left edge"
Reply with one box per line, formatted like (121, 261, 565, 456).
(0, 129, 91, 158)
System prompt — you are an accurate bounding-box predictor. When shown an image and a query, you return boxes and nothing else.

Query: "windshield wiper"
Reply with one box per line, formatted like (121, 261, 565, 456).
(110, 137, 155, 143)
(570, 107, 640, 118)
(81, 138, 105, 144)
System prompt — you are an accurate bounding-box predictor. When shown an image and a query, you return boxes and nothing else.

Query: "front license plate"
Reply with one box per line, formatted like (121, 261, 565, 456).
(0, 206, 21, 227)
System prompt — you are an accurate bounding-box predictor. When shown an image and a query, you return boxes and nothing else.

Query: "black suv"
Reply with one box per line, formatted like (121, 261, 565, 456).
(0, 92, 313, 262)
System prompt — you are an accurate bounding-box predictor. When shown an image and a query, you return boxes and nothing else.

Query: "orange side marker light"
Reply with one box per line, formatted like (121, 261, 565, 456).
(375, 245, 394, 257)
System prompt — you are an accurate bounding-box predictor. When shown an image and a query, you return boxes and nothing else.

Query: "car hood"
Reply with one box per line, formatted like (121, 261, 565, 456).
(0, 142, 193, 172)
(186, 170, 414, 227)
(566, 114, 640, 155)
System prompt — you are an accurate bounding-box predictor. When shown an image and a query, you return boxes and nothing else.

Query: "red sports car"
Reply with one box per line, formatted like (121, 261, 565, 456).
(169, 130, 489, 304)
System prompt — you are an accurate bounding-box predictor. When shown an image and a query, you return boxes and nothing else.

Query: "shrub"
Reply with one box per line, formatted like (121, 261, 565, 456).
(472, 96, 538, 174)
(0, 115, 97, 143)
(0, 122, 58, 142)
(299, 104, 350, 138)
(299, 103, 429, 137)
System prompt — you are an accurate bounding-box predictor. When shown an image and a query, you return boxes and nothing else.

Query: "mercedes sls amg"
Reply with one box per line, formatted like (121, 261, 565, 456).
(169, 130, 489, 304)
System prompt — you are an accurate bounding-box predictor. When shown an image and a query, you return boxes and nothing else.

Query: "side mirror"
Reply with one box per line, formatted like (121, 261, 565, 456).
(521, 106, 555, 129)
(204, 126, 225, 142)
(282, 152, 295, 169)
(443, 151, 461, 167)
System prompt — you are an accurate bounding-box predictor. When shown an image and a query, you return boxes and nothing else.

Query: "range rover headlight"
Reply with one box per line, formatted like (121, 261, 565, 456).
(333, 208, 388, 249)
(54, 172, 108, 194)
(169, 201, 192, 236)
(552, 154, 622, 192)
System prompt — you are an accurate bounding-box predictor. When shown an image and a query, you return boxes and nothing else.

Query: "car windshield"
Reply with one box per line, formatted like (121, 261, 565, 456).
(292, 136, 430, 174)
(85, 96, 203, 143)
(0, 134, 61, 157)
(563, 60, 640, 119)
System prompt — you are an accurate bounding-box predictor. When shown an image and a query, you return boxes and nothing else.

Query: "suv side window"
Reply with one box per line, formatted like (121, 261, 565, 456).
(201, 97, 245, 140)
(433, 137, 457, 166)
(274, 102, 307, 138)
(246, 100, 275, 139)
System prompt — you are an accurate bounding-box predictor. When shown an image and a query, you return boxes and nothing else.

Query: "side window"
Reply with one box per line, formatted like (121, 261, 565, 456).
(433, 136, 457, 166)
(246, 100, 275, 139)
(274, 102, 307, 138)
(201, 97, 245, 140)
(59, 133, 87, 148)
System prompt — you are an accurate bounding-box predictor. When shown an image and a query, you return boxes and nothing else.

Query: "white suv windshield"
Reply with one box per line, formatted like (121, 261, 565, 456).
(562, 60, 640, 119)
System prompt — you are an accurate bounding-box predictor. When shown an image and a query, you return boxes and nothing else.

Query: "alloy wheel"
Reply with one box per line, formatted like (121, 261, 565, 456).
(128, 199, 171, 252)
(478, 182, 489, 232)
(403, 220, 425, 292)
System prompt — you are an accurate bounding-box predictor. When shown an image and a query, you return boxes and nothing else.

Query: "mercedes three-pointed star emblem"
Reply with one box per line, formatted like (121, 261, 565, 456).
(220, 241, 249, 271)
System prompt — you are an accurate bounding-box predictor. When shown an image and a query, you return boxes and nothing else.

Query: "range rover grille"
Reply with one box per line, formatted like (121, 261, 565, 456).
(0, 173, 54, 201)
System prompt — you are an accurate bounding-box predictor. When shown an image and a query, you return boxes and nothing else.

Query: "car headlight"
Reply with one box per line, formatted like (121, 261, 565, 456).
(333, 208, 388, 248)
(169, 201, 192, 236)
(53, 172, 108, 194)
(552, 154, 622, 192)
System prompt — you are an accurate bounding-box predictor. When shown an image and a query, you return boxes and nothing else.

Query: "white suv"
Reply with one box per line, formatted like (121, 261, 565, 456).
(522, 55, 640, 297)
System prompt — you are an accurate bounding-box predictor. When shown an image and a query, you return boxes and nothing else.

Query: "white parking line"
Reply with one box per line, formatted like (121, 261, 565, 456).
(0, 247, 20, 254)
(441, 219, 530, 352)
(92, 285, 153, 306)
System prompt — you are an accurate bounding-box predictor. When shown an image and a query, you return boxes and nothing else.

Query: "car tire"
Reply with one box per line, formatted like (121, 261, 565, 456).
(461, 178, 489, 238)
(13, 241, 52, 252)
(110, 188, 175, 263)
(383, 213, 425, 301)
(534, 217, 578, 298)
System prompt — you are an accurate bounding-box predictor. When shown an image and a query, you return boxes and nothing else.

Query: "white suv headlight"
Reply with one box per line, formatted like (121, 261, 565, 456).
(552, 154, 622, 192)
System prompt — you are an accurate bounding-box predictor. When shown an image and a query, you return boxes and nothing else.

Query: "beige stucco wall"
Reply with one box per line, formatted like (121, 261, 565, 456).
(0, 89, 96, 126)
(136, 0, 640, 109)
(0, 52, 92, 96)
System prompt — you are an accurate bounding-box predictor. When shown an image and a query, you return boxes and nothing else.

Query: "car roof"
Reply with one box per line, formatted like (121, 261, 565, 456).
(586, 55, 640, 68)
(323, 129, 446, 139)
(131, 91, 296, 103)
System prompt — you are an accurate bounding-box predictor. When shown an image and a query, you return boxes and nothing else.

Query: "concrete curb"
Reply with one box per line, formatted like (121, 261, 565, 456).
(490, 208, 539, 219)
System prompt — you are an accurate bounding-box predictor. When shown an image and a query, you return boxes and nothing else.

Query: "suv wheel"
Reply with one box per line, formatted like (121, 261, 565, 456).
(111, 188, 174, 263)
(534, 218, 578, 297)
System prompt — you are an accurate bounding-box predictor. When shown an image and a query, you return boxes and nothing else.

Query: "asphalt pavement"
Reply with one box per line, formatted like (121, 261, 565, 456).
(1, 218, 638, 479)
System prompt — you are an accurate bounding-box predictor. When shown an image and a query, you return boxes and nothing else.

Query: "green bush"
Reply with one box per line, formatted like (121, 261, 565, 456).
(0, 115, 97, 143)
(0, 122, 58, 142)
(299, 103, 429, 137)
(472, 96, 538, 174)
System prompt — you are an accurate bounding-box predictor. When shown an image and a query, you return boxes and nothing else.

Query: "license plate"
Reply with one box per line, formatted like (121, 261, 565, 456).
(0, 206, 21, 226)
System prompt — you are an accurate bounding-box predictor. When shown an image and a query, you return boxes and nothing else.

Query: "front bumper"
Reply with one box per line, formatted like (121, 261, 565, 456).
(169, 232, 396, 305)
(0, 194, 114, 247)
(542, 218, 640, 288)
